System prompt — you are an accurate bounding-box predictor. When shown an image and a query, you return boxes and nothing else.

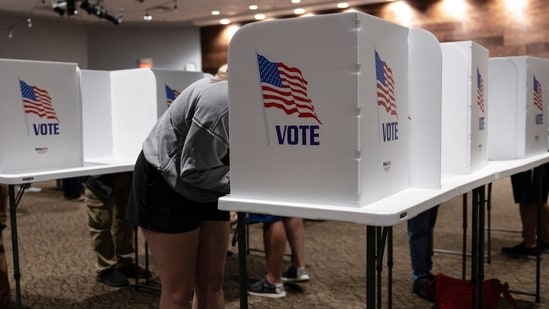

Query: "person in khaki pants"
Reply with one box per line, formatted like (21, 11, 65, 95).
(0, 185, 11, 306)
(85, 172, 151, 287)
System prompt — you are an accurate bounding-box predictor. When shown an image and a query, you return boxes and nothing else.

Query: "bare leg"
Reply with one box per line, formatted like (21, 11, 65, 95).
(193, 221, 229, 309)
(283, 217, 305, 268)
(142, 228, 199, 309)
(263, 221, 287, 285)
(520, 203, 537, 247)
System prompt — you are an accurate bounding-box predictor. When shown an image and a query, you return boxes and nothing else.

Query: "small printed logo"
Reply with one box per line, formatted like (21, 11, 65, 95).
(35, 146, 48, 154)
(165, 84, 181, 107)
(383, 160, 392, 172)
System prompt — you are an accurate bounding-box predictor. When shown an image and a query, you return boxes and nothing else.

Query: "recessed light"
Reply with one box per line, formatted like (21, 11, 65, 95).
(249, 5, 258, 10)
(211, 10, 220, 15)
(337, 2, 349, 9)
(220, 18, 230, 25)
(254, 13, 266, 20)
(294, 8, 306, 14)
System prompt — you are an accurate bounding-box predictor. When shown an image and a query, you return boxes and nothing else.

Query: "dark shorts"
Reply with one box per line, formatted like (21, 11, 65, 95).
(510, 163, 549, 205)
(126, 151, 229, 233)
(246, 213, 285, 224)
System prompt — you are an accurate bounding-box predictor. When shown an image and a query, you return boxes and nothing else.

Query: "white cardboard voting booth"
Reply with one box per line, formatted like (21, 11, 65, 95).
(81, 68, 203, 163)
(0, 59, 83, 173)
(488, 56, 549, 160)
(441, 41, 489, 174)
(223, 12, 442, 208)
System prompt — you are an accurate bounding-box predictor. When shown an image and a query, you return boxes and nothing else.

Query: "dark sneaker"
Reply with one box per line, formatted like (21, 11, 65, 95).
(412, 278, 436, 303)
(282, 265, 310, 283)
(117, 263, 152, 279)
(501, 242, 538, 259)
(248, 278, 286, 298)
(97, 268, 129, 287)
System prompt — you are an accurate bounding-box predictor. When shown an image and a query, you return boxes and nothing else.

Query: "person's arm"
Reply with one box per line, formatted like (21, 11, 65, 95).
(179, 110, 230, 195)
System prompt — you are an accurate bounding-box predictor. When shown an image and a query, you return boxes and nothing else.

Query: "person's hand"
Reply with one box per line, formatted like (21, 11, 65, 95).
(229, 211, 238, 231)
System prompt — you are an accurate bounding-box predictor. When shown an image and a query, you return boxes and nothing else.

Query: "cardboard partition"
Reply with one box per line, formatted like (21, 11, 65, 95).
(488, 56, 549, 160)
(151, 69, 204, 117)
(440, 41, 489, 174)
(80, 70, 113, 160)
(81, 69, 203, 163)
(226, 12, 441, 208)
(0, 59, 83, 173)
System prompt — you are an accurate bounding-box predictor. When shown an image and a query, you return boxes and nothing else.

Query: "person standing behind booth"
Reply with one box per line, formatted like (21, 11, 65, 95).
(501, 166, 549, 259)
(126, 69, 230, 308)
(407, 206, 439, 303)
(247, 214, 309, 298)
(85, 172, 151, 287)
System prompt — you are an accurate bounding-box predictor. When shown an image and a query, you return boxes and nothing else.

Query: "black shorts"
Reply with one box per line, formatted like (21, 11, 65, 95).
(510, 163, 549, 205)
(126, 151, 229, 233)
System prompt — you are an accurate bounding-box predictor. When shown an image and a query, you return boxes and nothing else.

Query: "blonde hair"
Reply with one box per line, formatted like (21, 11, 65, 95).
(211, 64, 229, 82)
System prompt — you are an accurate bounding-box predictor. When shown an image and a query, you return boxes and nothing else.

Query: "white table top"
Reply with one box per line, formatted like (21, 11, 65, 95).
(2, 152, 548, 226)
(0, 157, 135, 184)
(219, 153, 549, 226)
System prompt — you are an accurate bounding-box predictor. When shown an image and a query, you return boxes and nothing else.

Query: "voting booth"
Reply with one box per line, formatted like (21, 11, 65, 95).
(0, 59, 83, 173)
(488, 56, 549, 160)
(81, 68, 203, 163)
(440, 41, 489, 174)
(224, 12, 442, 208)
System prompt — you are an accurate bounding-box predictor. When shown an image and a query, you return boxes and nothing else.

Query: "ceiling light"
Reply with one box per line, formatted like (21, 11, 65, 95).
(337, 2, 349, 9)
(144, 11, 152, 21)
(211, 10, 220, 15)
(254, 13, 266, 20)
(294, 8, 306, 14)
(249, 5, 258, 10)
(291, 0, 301, 3)
(220, 18, 230, 25)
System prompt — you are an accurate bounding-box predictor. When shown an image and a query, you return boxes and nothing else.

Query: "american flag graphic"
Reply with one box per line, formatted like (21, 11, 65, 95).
(19, 80, 59, 121)
(477, 68, 485, 113)
(165, 84, 180, 107)
(375, 50, 398, 120)
(533, 76, 543, 111)
(257, 54, 321, 124)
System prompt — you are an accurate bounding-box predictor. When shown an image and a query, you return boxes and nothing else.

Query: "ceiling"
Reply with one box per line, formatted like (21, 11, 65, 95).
(0, 0, 392, 27)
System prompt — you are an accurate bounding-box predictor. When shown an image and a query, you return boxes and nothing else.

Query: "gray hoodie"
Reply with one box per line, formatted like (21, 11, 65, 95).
(142, 77, 229, 203)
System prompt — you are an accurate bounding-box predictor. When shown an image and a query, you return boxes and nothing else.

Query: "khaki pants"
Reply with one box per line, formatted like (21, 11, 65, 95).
(86, 173, 135, 273)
